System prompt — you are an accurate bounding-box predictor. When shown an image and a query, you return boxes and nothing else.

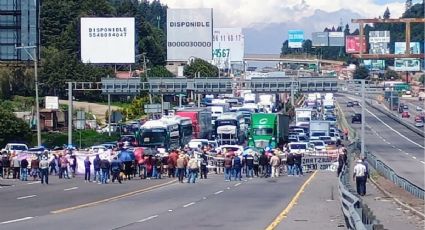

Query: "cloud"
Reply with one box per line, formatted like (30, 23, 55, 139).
(158, 0, 405, 28)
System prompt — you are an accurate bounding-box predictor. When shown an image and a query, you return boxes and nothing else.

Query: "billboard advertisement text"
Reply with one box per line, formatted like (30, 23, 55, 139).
(394, 42, 421, 54)
(312, 32, 328, 47)
(288, 30, 304, 48)
(363, 60, 385, 71)
(80, 17, 135, 64)
(328, 32, 344, 47)
(213, 28, 244, 67)
(167, 8, 213, 61)
(369, 31, 390, 54)
(345, 35, 367, 53)
(394, 59, 421, 71)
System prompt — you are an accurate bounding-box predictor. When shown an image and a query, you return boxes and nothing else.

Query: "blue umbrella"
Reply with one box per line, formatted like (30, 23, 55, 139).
(118, 150, 135, 162)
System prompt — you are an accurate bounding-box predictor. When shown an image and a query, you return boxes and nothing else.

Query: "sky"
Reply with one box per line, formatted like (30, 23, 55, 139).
(158, 0, 418, 53)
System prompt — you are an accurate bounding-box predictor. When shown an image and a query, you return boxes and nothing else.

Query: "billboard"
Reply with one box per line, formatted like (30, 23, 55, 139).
(167, 8, 213, 61)
(45, 96, 59, 110)
(363, 60, 385, 71)
(80, 17, 135, 64)
(288, 30, 304, 48)
(345, 35, 367, 53)
(312, 32, 329, 47)
(328, 32, 344, 47)
(394, 42, 421, 54)
(212, 28, 244, 66)
(394, 59, 421, 71)
(369, 31, 390, 54)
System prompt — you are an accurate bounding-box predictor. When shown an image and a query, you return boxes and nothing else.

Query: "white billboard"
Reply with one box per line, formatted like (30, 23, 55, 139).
(394, 58, 421, 71)
(394, 42, 421, 54)
(167, 8, 213, 61)
(213, 28, 244, 68)
(45, 96, 59, 110)
(80, 17, 135, 64)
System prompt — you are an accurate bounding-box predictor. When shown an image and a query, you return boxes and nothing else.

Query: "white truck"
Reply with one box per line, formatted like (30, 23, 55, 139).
(2, 143, 29, 154)
(309, 121, 331, 140)
(295, 108, 313, 127)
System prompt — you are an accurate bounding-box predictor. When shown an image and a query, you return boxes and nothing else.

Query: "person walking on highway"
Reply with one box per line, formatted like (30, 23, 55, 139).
(49, 155, 57, 175)
(20, 157, 29, 181)
(93, 154, 101, 183)
(253, 153, 260, 177)
(187, 155, 199, 183)
(259, 152, 269, 178)
(11, 153, 20, 180)
(232, 154, 242, 181)
(294, 153, 303, 176)
(200, 151, 208, 179)
(100, 157, 110, 184)
(362, 157, 370, 194)
(176, 154, 187, 183)
(60, 155, 70, 179)
(337, 149, 347, 177)
(69, 154, 77, 178)
(270, 153, 281, 178)
(353, 159, 367, 196)
(110, 156, 123, 184)
(244, 152, 254, 178)
(84, 156, 91, 183)
(39, 156, 49, 185)
(2, 153, 10, 179)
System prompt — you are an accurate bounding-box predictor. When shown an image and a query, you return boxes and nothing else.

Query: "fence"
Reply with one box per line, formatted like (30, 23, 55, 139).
(338, 142, 384, 230)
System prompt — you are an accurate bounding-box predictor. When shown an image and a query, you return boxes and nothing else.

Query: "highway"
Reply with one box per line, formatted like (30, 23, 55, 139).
(0, 174, 309, 230)
(336, 94, 425, 189)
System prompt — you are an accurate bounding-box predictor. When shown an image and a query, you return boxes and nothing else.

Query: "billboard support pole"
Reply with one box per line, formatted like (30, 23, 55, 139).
(359, 23, 364, 58)
(405, 22, 411, 55)
(68, 82, 73, 146)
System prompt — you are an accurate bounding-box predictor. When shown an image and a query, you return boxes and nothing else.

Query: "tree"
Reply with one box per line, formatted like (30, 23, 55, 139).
(344, 24, 350, 35)
(384, 69, 400, 80)
(0, 105, 32, 146)
(183, 58, 219, 78)
(353, 66, 370, 79)
(405, 0, 413, 11)
(419, 74, 425, 85)
(148, 66, 174, 78)
(383, 7, 391, 19)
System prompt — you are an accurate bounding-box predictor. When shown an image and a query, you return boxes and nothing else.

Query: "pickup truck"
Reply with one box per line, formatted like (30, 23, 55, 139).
(1, 143, 29, 154)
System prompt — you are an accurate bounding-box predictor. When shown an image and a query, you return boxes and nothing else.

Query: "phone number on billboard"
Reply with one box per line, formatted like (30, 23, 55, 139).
(168, 41, 212, 47)
(89, 32, 128, 38)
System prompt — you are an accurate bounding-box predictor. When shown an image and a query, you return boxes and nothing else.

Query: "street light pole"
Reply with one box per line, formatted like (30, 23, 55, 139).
(361, 80, 365, 157)
(16, 45, 41, 147)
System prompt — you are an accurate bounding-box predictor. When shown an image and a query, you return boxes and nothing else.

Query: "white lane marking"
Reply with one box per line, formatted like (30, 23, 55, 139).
(226, 187, 231, 189)
(404, 152, 409, 155)
(234, 182, 241, 187)
(27, 181, 40, 185)
(17, 195, 37, 200)
(214, 190, 224, 195)
(420, 161, 425, 165)
(397, 148, 403, 152)
(202, 197, 207, 200)
(183, 202, 195, 208)
(137, 215, 158, 223)
(0, 217, 33, 224)
(168, 209, 173, 212)
(64, 187, 78, 191)
(365, 107, 425, 149)
(412, 156, 417, 160)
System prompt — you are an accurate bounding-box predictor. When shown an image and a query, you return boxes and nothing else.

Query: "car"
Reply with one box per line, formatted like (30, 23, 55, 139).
(319, 136, 332, 142)
(403, 105, 408, 110)
(118, 135, 137, 147)
(352, 101, 359, 106)
(346, 102, 354, 107)
(288, 135, 300, 143)
(189, 139, 209, 149)
(2, 143, 29, 154)
(309, 140, 326, 151)
(97, 123, 119, 134)
(89, 145, 108, 153)
(401, 111, 410, 118)
(415, 120, 424, 127)
(298, 135, 309, 142)
(351, 113, 362, 123)
(324, 140, 337, 150)
(288, 142, 314, 154)
(215, 145, 243, 155)
(417, 106, 423, 111)
(329, 132, 341, 141)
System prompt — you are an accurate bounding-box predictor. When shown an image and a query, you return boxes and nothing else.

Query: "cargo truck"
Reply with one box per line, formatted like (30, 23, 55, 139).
(175, 108, 212, 140)
(309, 121, 331, 140)
(248, 113, 289, 149)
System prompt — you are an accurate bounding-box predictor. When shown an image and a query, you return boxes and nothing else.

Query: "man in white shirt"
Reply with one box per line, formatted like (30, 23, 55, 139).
(353, 159, 367, 196)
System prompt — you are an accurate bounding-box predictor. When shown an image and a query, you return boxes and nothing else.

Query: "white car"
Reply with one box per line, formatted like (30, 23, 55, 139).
(329, 132, 341, 142)
(288, 142, 314, 154)
(415, 120, 424, 127)
(89, 145, 108, 153)
(309, 140, 327, 151)
(188, 139, 209, 149)
(215, 145, 243, 155)
(2, 143, 28, 154)
(416, 106, 423, 112)
(97, 123, 118, 134)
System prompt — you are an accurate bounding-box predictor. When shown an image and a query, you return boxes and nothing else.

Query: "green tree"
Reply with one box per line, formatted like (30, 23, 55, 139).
(148, 66, 174, 78)
(184, 58, 219, 78)
(0, 106, 32, 146)
(383, 7, 391, 19)
(353, 66, 370, 79)
(384, 69, 400, 80)
(419, 74, 425, 85)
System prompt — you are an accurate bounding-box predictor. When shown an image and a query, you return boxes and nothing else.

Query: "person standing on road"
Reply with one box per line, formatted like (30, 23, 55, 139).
(259, 152, 269, 178)
(60, 155, 70, 179)
(84, 156, 91, 183)
(232, 154, 242, 181)
(253, 153, 259, 177)
(69, 154, 77, 178)
(187, 155, 199, 183)
(2, 153, 10, 179)
(244, 152, 254, 178)
(110, 156, 123, 184)
(200, 151, 208, 179)
(224, 154, 233, 181)
(39, 156, 49, 184)
(270, 153, 281, 178)
(286, 152, 295, 176)
(353, 159, 367, 196)
(100, 157, 110, 184)
(31, 156, 40, 180)
(294, 153, 303, 176)
(11, 153, 20, 180)
(20, 157, 29, 181)
(93, 154, 101, 183)
(49, 155, 57, 175)
(337, 149, 347, 177)
(176, 154, 187, 183)
(362, 156, 370, 194)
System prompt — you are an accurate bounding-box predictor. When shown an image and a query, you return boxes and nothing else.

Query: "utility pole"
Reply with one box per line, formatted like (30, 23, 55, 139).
(156, 16, 160, 29)
(68, 82, 73, 146)
(142, 53, 152, 104)
(361, 80, 365, 157)
(15, 45, 41, 147)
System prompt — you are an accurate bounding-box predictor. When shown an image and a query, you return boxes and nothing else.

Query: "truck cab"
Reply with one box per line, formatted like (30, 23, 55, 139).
(248, 113, 278, 149)
(215, 112, 245, 145)
(138, 120, 180, 151)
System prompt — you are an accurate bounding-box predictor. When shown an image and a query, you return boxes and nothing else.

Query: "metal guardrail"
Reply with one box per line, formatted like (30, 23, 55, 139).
(338, 143, 384, 230)
(365, 148, 425, 200)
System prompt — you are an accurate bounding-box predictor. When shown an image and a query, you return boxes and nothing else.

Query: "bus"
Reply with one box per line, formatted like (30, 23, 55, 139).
(138, 120, 180, 151)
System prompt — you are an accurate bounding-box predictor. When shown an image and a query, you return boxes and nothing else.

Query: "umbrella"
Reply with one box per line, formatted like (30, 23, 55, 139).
(143, 148, 158, 156)
(118, 150, 135, 162)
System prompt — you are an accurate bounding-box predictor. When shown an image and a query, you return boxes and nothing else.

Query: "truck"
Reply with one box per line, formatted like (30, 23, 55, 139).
(138, 120, 180, 151)
(208, 104, 230, 127)
(309, 121, 331, 140)
(175, 108, 212, 139)
(215, 112, 246, 145)
(248, 113, 289, 149)
(295, 108, 313, 127)
(161, 115, 193, 147)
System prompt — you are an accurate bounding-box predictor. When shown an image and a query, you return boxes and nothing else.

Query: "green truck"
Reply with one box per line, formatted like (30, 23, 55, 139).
(248, 113, 289, 149)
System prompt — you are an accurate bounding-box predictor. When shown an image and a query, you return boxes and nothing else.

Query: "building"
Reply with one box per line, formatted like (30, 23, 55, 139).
(0, 0, 39, 61)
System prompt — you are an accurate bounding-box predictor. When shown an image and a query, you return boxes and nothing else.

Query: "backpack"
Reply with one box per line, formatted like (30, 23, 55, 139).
(111, 163, 120, 172)
(233, 156, 241, 167)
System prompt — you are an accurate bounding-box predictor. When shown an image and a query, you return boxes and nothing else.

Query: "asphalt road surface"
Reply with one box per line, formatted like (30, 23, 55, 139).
(0, 174, 309, 230)
(336, 94, 425, 189)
